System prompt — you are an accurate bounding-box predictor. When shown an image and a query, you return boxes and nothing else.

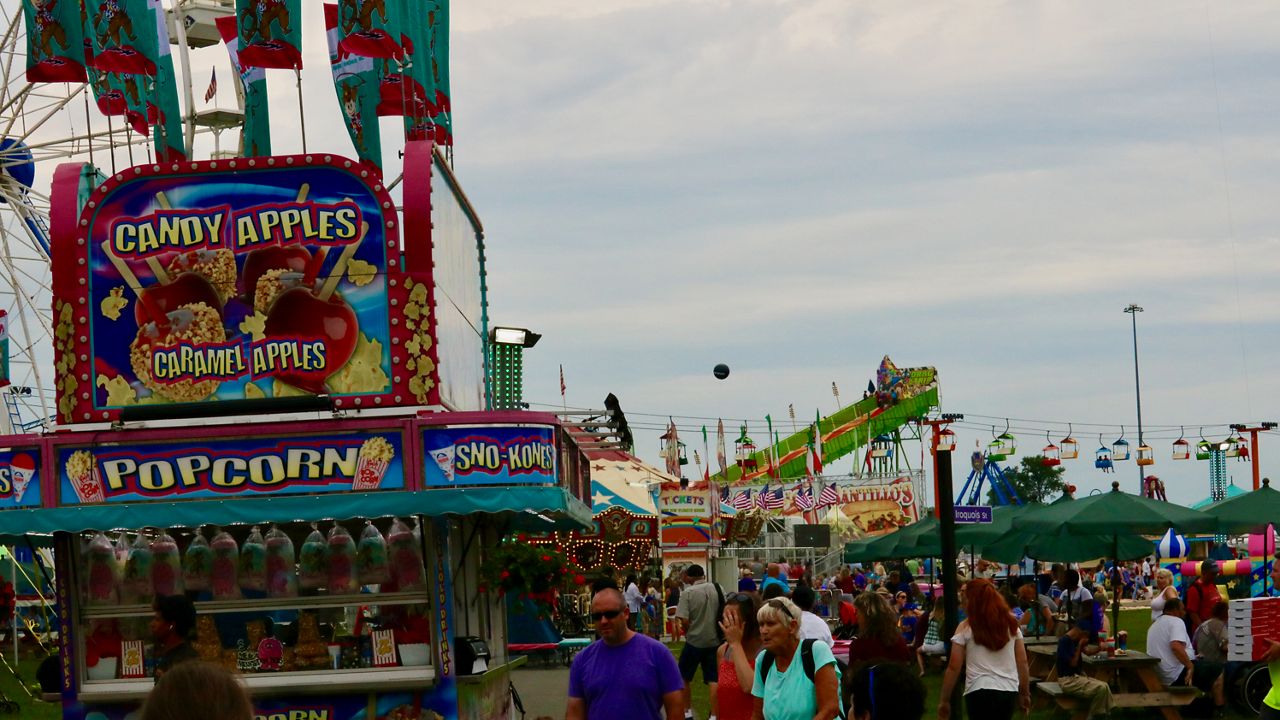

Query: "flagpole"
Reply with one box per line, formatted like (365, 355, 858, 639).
(295, 67, 307, 153)
(81, 86, 95, 167)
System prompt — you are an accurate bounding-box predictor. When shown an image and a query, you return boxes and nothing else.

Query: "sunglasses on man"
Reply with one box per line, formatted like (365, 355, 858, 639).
(590, 609, 623, 621)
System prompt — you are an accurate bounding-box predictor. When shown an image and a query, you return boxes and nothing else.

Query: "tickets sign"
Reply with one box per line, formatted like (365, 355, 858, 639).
(50, 154, 445, 424)
(56, 431, 405, 505)
(0, 447, 41, 509)
(421, 425, 558, 487)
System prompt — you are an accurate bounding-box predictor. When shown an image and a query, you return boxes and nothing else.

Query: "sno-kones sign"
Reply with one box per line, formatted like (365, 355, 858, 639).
(50, 155, 441, 424)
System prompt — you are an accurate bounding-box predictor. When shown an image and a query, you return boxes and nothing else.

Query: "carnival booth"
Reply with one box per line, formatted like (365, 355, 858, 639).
(0, 143, 592, 720)
(536, 451, 663, 572)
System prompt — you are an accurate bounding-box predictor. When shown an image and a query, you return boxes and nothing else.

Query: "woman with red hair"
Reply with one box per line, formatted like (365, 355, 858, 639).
(937, 578, 1029, 720)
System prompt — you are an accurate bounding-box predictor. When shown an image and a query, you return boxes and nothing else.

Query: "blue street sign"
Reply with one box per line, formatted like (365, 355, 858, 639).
(954, 505, 993, 524)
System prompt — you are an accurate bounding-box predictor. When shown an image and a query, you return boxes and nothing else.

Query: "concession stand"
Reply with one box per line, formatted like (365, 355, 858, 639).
(0, 142, 592, 720)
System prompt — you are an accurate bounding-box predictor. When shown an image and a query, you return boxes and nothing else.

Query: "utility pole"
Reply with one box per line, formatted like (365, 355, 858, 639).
(1124, 304, 1144, 494)
(921, 413, 963, 711)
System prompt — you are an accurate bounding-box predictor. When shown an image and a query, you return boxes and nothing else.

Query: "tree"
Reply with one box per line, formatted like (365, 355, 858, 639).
(986, 456, 1067, 505)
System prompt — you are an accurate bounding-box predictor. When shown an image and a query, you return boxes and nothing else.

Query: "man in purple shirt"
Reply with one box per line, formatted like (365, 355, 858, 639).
(567, 588, 684, 720)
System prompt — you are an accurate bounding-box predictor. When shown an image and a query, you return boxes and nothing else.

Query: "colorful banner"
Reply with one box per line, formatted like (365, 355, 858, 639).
(234, 0, 302, 69)
(0, 447, 42, 509)
(146, 0, 187, 162)
(424, 0, 452, 143)
(336, 0, 406, 59)
(23, 0, 87, 83)
(325, 4, 382, 171)
(56, 431, 405, 505)
(421, 425, 557, 487)
(388, 0, 437, 132)
(216, 15, 271, 157)
(85, 0, 154, 75)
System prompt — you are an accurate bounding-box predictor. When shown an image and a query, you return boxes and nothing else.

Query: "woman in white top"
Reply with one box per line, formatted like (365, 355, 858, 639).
(938, 578, 1029, 720)
(1151, 567, 1178, 620)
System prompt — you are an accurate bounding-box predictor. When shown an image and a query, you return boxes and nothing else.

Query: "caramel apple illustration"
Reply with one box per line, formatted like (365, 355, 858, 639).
(262, 223, 368, 394)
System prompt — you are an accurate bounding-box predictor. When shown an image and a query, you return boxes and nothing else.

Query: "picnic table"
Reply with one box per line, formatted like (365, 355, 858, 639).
(1030, 648, 1198, 720)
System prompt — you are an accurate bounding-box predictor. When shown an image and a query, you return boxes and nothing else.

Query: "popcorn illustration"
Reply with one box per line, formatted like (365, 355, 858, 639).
(66, 450, 104, 504)
(353, 437, 395, 491)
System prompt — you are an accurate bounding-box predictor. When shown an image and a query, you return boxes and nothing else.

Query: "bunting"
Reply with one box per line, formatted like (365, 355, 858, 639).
(325, 4, 382, 172)
(24, 0, 87, 83)
(235, 0, 302, 69)
(216, 15, 271, 157)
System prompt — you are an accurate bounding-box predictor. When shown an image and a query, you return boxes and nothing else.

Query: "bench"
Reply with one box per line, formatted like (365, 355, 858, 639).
(1036, 681, 1199, 720)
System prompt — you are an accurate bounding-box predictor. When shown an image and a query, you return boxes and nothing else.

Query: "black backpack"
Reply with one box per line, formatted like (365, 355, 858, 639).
(759, 639, 848, 719)
(713, 581, 726, 642)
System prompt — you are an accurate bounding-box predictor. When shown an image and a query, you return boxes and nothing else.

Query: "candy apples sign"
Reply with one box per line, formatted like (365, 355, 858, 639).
(50, 154, 443, 423)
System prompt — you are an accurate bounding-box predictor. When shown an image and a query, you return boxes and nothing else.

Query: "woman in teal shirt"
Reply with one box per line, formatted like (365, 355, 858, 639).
(750, 597, 841, 720)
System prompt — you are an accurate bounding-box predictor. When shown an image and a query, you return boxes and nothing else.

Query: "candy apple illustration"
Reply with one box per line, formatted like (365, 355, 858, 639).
(262, 224, 368, 394)
(241, 245, 312, 300)
(132, 270, 223, 326)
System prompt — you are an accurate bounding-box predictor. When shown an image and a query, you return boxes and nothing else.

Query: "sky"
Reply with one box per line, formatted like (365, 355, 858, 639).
(9, 1, 1280, 508)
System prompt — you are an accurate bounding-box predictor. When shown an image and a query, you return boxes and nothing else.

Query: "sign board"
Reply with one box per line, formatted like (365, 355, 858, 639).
(659, 485, 716, 548)
(421, 425, 557, 487)
(954, 505, 993, 524)
(56, 430, 406, 505)
(50, 155, 447, 423)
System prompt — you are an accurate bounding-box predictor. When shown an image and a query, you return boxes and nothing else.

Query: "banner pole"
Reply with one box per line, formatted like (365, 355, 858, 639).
(295, 67, 307, 153)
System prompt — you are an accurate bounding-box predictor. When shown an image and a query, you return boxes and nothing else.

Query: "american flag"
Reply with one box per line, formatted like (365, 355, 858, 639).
(755, 485, 770, 510)
(204, 68, 217, 103)
(719, 485, 729, 503)
(818, 482, 841, 508)
(732, 490, 753, 511)
(764, 487, 785, 510)
(794, 485, 815, 511)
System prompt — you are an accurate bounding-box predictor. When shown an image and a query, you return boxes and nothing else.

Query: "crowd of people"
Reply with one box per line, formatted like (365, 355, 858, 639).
(566, 554, 1276, 720)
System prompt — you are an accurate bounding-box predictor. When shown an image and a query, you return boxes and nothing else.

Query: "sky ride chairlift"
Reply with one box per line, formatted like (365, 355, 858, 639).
(1095, 433, 1114, 473)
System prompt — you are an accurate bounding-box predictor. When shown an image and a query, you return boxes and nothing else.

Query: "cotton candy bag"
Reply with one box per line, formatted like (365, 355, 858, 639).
(298, 525, 326, 590)
(265, 526, 297, 598)
(122, 532, 154, 604)
(210, 529, 240, 600)
(326, 524, 357, 594)
(84, 532, 119, 606)
(239, 526, 267, 593)
(183, 529, 212, 592)
(357, 522, 389, 586)
(150, 530, 183, 597)
(388, 518, 425, 591)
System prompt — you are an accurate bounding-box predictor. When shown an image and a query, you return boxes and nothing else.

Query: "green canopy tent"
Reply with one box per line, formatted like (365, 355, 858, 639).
(981, 526, 1153, 565)
(1013, 481, 1217, 631)
(843, 516, 939, 563)
(1200, 478, 1280, 594)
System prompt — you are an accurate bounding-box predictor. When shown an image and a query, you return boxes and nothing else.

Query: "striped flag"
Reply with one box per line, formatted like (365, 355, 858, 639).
(559, 365, 566, 397)
(818, 482, 840, 508)
(756, 485, 770, 510)
(794, 485, 815, 511)
(765, 487, 785, 510)
(719, 485, 729, 503)
(702, 426, 711, 482)
(807, 410, 824, 477)
(204, 68, 217, 103)
(732, 490, 753, 511)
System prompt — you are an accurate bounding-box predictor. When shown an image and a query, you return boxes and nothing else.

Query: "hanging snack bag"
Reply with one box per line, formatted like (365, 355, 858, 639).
(327, 524, 358, 594)
(150, 530, 183, 597)
(122, 532, 155, 605)
(183, 529, 213, 592)
(388, 518, 425, 591)
(85, 532, 120, 606)
(357, 522, 390, 586)
(265, 526, 297, 598)
(298, 525, 327, 591)
(240, 526, 268, 593)
(210, 529, 240, 600)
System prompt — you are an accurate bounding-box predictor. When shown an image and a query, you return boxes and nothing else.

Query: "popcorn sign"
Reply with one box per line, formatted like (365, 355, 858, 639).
(57, 431, 406, 505)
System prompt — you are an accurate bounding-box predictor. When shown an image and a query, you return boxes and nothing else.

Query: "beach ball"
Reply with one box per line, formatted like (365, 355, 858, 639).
(1157, 528, 1187, 558)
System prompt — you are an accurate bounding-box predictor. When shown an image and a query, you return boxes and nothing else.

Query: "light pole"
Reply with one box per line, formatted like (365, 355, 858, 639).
(1124, 304, 1144, 494)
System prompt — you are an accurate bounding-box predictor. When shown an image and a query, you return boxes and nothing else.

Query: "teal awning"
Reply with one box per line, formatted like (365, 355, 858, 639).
(0, 486, 591, 543)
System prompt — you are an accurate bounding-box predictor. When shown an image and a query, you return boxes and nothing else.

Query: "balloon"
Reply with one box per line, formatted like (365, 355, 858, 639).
(713, 364, 730, 380)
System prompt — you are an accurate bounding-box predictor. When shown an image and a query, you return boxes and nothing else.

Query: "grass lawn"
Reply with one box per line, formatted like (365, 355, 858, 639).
(675, 609, 1257, 719)
(0, 654, 59, 720)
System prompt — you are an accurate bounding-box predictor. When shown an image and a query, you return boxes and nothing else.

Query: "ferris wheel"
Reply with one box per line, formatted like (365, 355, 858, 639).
(0, 0, 234, 432)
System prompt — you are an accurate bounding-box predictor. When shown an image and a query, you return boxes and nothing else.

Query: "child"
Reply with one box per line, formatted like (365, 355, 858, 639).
(1056, 617, 1114, 718)
(916, 601, 946, 675)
